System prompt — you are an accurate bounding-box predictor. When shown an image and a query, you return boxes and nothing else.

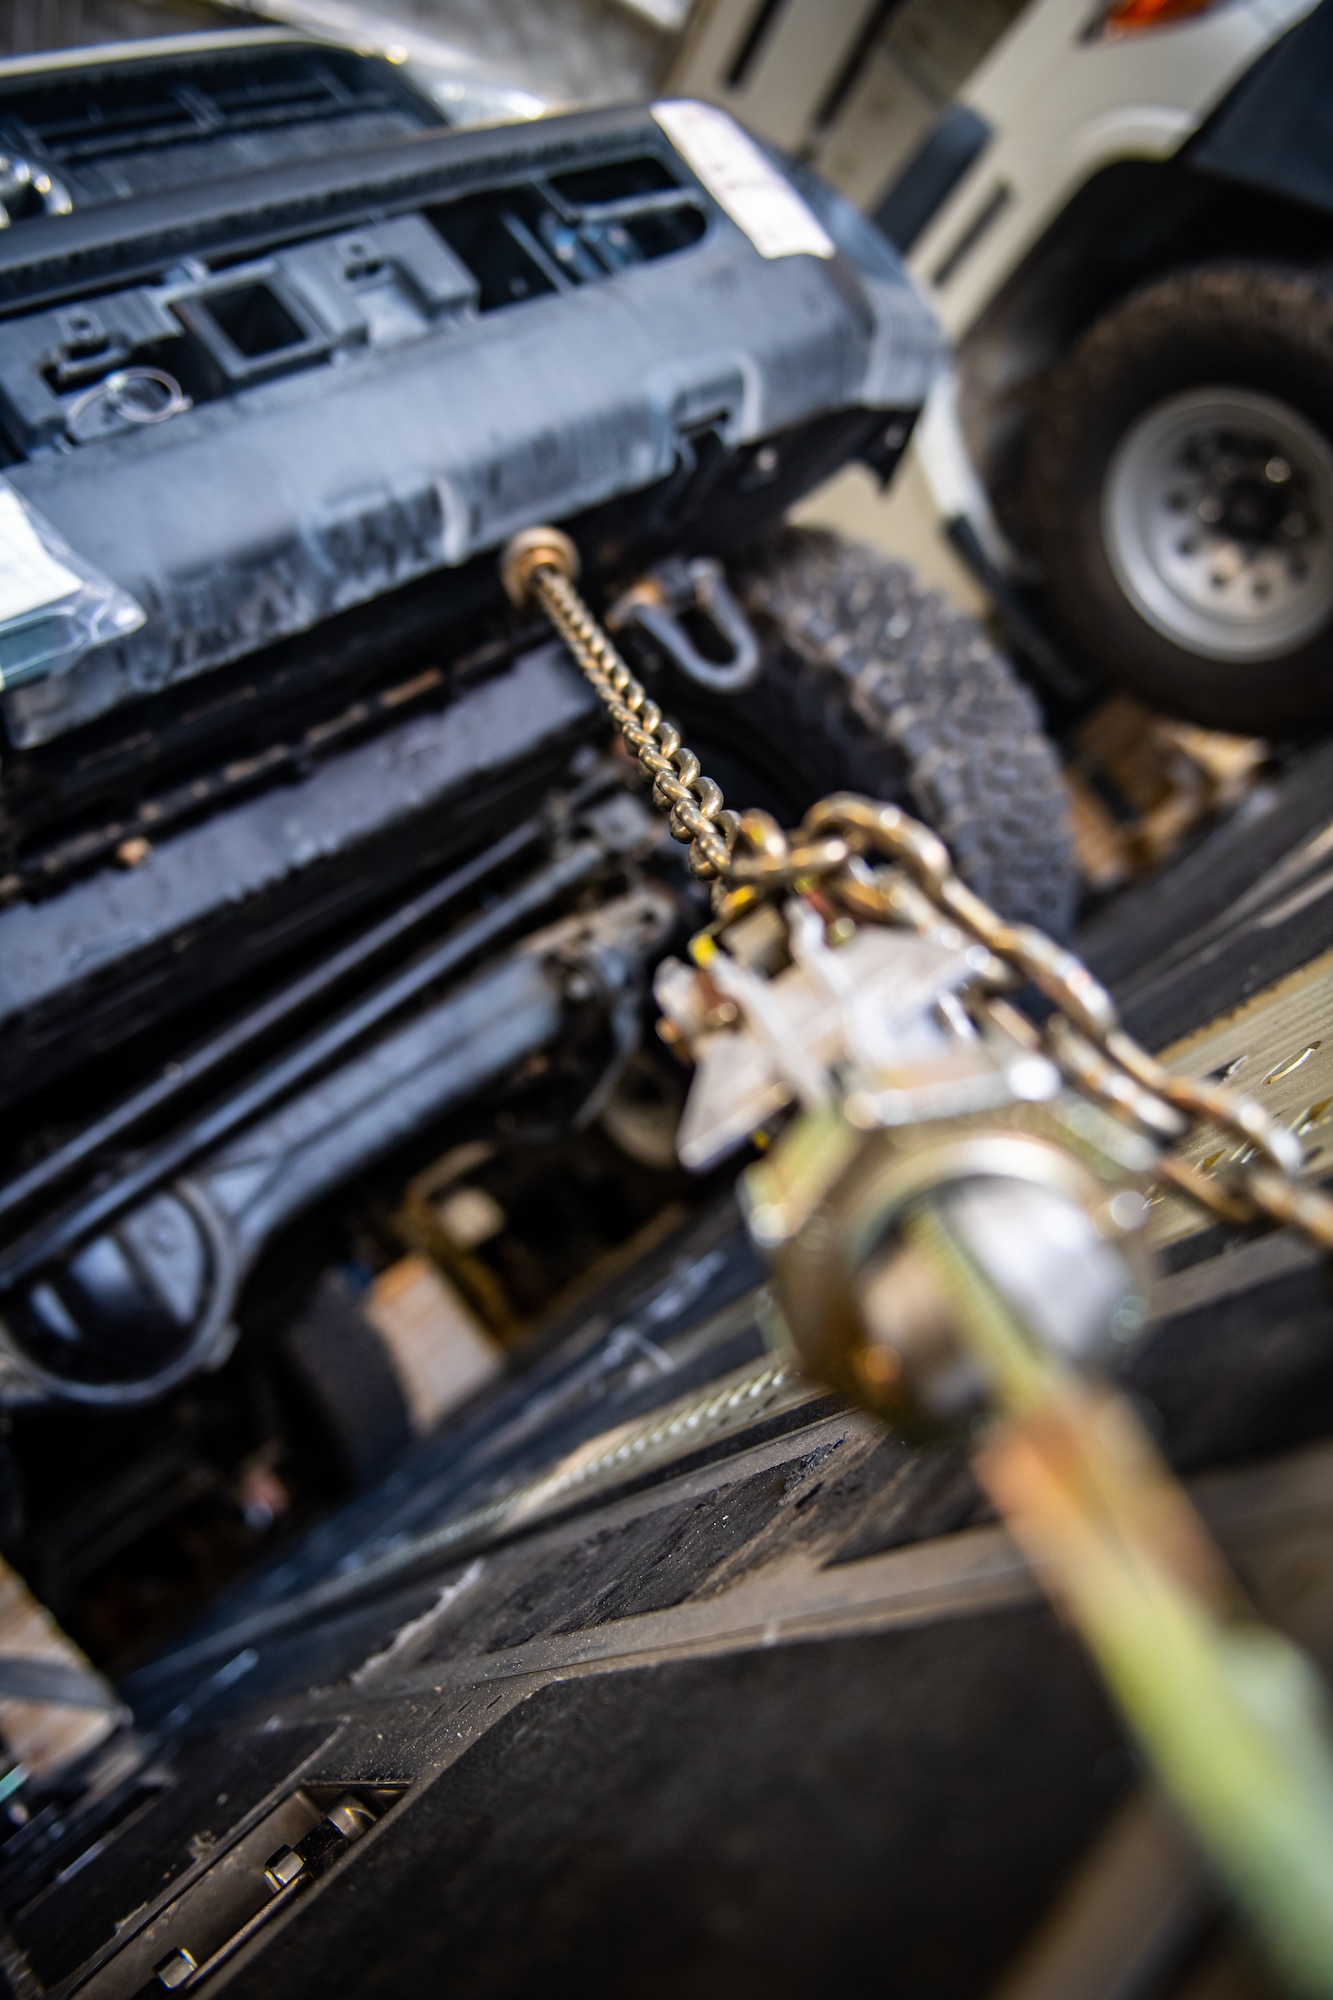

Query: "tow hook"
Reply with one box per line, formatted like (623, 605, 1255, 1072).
(611, 555, 761, 694)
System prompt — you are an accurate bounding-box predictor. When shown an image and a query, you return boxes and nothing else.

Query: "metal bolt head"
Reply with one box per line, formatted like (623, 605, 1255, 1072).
(500, 526, 579, 608)
(155, 1948, 198, 1990)
(264, 1845, 305, 1890)
(325, 1795, 375, 1842)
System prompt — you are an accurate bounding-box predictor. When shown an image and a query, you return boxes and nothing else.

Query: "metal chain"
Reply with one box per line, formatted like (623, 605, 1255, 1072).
(503, 531, 1333, 1255)
(503, 527, 740, 880)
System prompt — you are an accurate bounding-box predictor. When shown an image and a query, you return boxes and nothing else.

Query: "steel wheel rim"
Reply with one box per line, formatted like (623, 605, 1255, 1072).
(1101, 385, 1333, 662)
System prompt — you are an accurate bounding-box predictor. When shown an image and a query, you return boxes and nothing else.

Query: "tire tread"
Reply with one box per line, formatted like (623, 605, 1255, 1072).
(729, 527, 1076, 936)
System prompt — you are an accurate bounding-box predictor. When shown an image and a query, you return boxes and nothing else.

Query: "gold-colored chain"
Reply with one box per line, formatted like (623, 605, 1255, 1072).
(502, 529, 1333, 1254)
(503, 527, 740, 881)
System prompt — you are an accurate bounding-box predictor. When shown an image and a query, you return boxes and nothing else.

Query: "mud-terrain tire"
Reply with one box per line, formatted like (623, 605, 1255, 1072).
(675, 527, 1075, 937)
(1025, 264, 1333, 734)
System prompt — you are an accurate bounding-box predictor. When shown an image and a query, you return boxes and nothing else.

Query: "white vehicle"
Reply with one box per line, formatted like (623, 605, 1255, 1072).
(669, 0, 1333, 730)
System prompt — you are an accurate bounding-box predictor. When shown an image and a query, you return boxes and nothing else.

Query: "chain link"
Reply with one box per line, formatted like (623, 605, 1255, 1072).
(504, 529, 740, 881)
(504, 533, 1333, 1256)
